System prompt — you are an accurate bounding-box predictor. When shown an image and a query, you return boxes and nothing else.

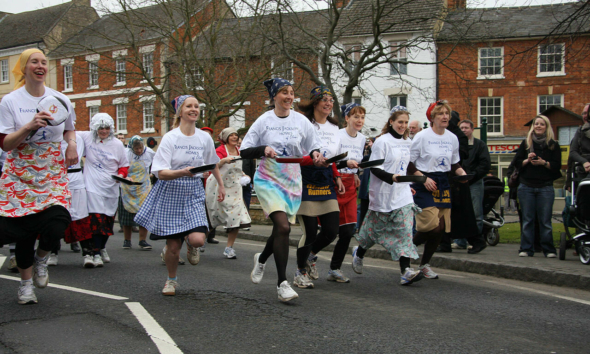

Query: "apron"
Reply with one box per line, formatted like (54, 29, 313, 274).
(301, 165, 336, 202)
(121, 159, 151, 213)
(412, 171, 451, 209)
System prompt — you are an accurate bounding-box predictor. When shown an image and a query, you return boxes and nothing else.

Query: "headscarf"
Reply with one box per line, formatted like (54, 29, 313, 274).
(218, 127, 238, 144)
(263, 78, 292, 100)
(90, 113, 115, 143)
(390, 105, 408, 114)
(426, 100, 450, 121)
(341, 102, 360, 118)
(310, 85, 332, 99)
(171, 95, 195, 114)
(12, 49, 45, 91)
(127, 135, 144, 149)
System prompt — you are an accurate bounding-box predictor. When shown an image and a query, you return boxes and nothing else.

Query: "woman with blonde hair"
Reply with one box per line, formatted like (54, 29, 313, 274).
(513, 115, 561, 257)
(135, 95, 225, 295)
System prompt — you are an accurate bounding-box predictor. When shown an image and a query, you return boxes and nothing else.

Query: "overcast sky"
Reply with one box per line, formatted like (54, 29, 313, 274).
(0, 0, 577, 14)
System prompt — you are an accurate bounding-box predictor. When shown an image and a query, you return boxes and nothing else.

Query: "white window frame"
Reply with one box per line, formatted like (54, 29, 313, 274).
(143, 52, 153, 80)
(229, 109, 246, 129)
(89, 106, 99, 119)
(63, 65, 73, 91)
(344, 44, 362, 72)
(116, 104, 127, 134)
(0, 59, 9, 83)
(537, 94, 564, 114)
(537, 43, 565, 77)
(477, 47, 504, 79)
(88, 61, 99, 89)
(272, 60, 293, 82)
(140, 95, 156, 133)
(389, 41, 408, 76)
(478, 97, 504, 136)
(115, 60, 126, 86)
(389, 95, 407, 110)
(185, 65, 203, 90)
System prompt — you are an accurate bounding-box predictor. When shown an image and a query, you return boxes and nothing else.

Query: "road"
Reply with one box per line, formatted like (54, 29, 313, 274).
(1, 234, 589, 354)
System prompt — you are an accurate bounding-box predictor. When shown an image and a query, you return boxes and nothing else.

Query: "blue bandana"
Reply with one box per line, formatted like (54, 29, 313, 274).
(341, 102, 360, 118)
(390, 105, 408, 114)
(310, 85, 332, 99)
(171, 95, 195, 114)
(264, 78, 292, 100)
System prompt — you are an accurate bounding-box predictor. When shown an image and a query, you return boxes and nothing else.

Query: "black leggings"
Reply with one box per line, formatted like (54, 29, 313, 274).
(258, 211, 291, 286)
(310, 223, 355, 270)
(297, 212, 339, 270)
(354, 246, 411, 274)
(92, 234, 109, 255)
(80, 239, 94, 257)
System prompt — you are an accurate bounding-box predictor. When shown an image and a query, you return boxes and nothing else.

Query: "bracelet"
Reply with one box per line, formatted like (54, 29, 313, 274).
(68, 139, 77, 144)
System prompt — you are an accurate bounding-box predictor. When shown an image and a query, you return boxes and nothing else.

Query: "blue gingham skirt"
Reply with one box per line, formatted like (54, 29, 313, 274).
(134, 177, 208, 237)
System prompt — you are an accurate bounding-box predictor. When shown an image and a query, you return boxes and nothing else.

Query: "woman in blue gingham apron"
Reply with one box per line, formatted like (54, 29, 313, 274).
(134, 95, 225, 296)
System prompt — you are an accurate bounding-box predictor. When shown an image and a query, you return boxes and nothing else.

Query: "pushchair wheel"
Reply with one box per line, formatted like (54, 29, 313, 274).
(486, 228, 500, 246)
(559, 232, 567, 260)
(579, 246, 590, 265)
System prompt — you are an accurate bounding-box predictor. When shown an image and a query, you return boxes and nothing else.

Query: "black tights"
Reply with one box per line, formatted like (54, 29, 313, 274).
(80, 239, 94, 257)
(355, 244, 411, 274)
(310, 223, 355, 270)
(297, 212, 339, 270)
(92, 234, 109, 255)
(413, 217, 445, 266)
(259, 212, 291, 286)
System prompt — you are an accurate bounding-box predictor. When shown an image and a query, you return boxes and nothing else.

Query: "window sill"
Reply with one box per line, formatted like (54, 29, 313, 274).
(62, 89, 73, 93)
(141, 128, 155, 134)
(117, 130, 128, 135)
(536, 72, 566, 78)
(0, 81, 9, 85)
(140, 80, 149, 84)
(87, 86, 99, 90)
(477, 75, 505, 80)
(113, 82, 126, 87)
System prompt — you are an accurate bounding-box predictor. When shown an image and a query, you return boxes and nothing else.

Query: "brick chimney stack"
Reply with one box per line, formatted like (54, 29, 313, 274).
(334, 0, 351, 9)
(446, 0, 467, 9)
(73, 0, 91, 6)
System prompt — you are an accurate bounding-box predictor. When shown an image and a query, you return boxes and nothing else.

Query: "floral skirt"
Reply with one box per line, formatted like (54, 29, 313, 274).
(89, 213, 115, 237)
(64, 216, 92, 243)
(356, 203, 420, 261)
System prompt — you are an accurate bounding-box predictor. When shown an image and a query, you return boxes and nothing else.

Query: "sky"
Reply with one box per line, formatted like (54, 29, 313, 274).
(0, 0, 578, 15)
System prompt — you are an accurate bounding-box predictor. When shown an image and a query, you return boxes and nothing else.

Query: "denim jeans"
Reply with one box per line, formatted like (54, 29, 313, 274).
(517, 184, 556, 256)
(454, 178, 484, 248)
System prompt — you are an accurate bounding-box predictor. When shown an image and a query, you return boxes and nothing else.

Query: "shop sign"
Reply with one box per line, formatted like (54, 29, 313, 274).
(488, 144, 520, 153)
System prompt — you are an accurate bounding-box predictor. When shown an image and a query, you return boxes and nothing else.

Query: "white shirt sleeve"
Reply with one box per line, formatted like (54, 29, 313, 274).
(0, 99, 17, 135)
(240, 118, 262, 150)
(410, 133, 422, 164)
(150, 135, 173, 178)
(300, 119, 322, 155)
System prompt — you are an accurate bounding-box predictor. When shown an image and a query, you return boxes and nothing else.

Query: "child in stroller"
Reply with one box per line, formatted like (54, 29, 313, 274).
(482, 176, 505, 245)
(561, 162, 590, 264)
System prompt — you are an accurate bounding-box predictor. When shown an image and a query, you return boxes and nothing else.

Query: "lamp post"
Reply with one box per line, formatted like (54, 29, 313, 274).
(480, 117, 488, 144)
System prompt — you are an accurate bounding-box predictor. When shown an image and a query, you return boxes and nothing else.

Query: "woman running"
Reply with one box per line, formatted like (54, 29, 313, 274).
(0, 49, 77, 304)
(306, 102, 365, 283)
(135, 95, 225, 296)
(241, 78, 322, 302)
(351, 106, 423, 285)
(410, 100, 468, 279)
(206, 127, 251, 259)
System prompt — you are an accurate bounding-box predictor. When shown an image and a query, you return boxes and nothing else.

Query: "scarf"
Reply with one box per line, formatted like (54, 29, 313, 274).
(531, 133, 547, 153)
(12, 49, 44, 90)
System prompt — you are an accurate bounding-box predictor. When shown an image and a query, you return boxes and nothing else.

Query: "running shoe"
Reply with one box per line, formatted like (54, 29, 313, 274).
(198, 247, 205, 253)
(93, 254, 104, 268)
(419, 264, 438, 279)
(400, 268, 424, 286)
(305, 255, 319, 280)
(327, 269, 350, 283)
(351, 246, 363, 274)
(100, 249, 110, 263)
(7, 256, 18, 273)
(161, 247, 186, 265)
(83, 255, 95, 268)
(207, 237, 219, 244)
(18, 281, 37, 305)
(451, 242, 466, 250)
(138, 240, 152, 250)
(123, 240, 131, 249)
(293, 269, 314, 289)
(47, 253, 58, 266)
(33, 256, 49, 288)
(251, 253, 265, 284)
(162, 279, 179, 296)
(223, 247, 237, 259)
(185, 237, 200, 265)
(277, 280, 299, 302)
(70, 242, 81, 253)
(546, 253, 557, 258)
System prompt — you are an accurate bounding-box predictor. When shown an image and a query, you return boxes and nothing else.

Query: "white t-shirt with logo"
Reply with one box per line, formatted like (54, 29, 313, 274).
(368, 133, 414, 212)
(60, 132, 86, 190)
(0, 86, 76, 143)
(241, 110, 321, 157)
(151, 128, 219, 179)
(78, 132, 129, 198)
(314, 121, 340, 159)
(410, 128, 460, 173)
(337, 129, 366, 174)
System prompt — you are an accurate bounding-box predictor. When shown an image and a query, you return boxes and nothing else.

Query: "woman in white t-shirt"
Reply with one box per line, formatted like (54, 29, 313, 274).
(241, 78, 322, 302)
(0, 49, 78, 305)
(135, 95, 225, 296)
(409, 100, 468, 280)
(77, 113, 129, 267)
(352, 106, 424, 285)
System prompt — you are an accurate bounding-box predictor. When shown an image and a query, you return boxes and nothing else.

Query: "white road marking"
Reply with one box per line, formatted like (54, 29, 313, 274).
(0, 275, 128, 300)
(486, 280, 590, 306)
(126, 302, 183, 354)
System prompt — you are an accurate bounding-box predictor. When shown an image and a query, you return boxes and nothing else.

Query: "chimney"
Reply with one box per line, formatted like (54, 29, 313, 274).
(73, 0, 91, 6)
(334, 0, 351, 9)
(446, 0, 466, 9)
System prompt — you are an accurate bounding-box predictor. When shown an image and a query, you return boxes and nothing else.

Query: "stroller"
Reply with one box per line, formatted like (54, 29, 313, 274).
(560, 163, 590, 264)
(482, 176, 505, 246)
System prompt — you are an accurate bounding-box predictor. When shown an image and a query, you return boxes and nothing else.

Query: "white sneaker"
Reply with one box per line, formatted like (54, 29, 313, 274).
(305, 255, 319, 280)
(100, 249, 110, 263)
(519, 252, 529, 257)
(419, 264, 438, 279)
(18, 281, 37, 305)
(251, 253, 265, 284)
(93, 254, 104, 267)
(7, 256, 18, 272)
(161, 247, 186, 265)
(185, 237, 200, 265)
(33, 256, 49, 288)
(47, 253, 58, 266)
(351, 246, 363, 274)
(400, 267, 424, 285)
(162, 279, 179, 296)
(198, 247, 205, 253)
(547, 253, 557, 258)
(223, 247, 237, 259)
(277, 280, 299, 302)
(83, 255, 95, 268)
(293, 269, 314, 289)
(327, 269, 350, 283)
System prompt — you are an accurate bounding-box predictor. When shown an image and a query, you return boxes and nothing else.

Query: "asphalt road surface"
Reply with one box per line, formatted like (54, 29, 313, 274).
(1, 234, 589, 354)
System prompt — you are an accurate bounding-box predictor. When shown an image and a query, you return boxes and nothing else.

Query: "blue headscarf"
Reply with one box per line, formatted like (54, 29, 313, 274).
(263, 78, 292, 100)
(171, 95, 195, 114)
(390, 105, 408, 114)
(341, 102, 360, 118)
(310, 85, 332, 99)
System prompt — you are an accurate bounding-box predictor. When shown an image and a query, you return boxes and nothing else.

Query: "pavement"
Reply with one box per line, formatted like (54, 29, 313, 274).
(214, 213, 590, 291)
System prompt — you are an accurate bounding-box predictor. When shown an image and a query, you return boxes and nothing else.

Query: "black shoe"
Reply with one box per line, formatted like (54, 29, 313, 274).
(436, 245, 452, 253)
(468, 243, 487, 254)
(70, 242, 81, 253)
(207, 238, 219, 244)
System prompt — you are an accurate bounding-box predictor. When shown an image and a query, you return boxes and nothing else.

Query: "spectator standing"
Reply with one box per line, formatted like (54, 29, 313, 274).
(408, 120, 422, 139)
